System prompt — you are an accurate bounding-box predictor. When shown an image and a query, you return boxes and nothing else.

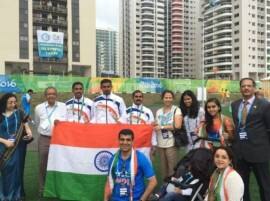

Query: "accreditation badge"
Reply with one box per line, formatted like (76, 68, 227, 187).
(239, 127, 248, 140)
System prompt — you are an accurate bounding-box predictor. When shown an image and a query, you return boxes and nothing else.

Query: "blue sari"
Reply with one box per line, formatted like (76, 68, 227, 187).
(0, 110, 27, 201)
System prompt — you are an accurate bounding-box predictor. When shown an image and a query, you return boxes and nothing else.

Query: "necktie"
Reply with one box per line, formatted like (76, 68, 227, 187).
(241, 101, 248, 126)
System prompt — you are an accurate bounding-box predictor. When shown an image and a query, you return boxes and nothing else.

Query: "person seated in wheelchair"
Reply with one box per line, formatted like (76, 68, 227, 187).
(150, 148, 214, 201)
(193, 98, 234, 150)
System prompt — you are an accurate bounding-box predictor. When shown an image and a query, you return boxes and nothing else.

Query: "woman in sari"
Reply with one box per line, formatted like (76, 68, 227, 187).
(197, 98, 234, 149)
(0, 93, 32, 201)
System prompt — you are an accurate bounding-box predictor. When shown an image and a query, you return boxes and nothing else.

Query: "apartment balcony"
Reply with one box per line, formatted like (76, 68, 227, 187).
(141, 18, 154, 23)
(33, 4, 67, 14)
(172, 32, 182, 37)
(204, 4, 232, 15)
(172, 31, 183, 37)
(142, 12, 154, 17)
(172, 47, 183, 52)
(172, 25, 183, 30)
(33, 17, 67, 27)
(141, 5, 154, 11)
(172, 1, 182, 6)
(142, 30, 154, 34)
(171, 17, 182, 23)
(172, 37, 182, 42)
(204, 37, 232, 45)
(204, 61, 232, 68)
(142, 46, 154, 51)
(141, 0, 154, 6)
(142, 34, 154, 39)
(205, 53, 232, 60)
(142, 53, 154, 57)
(172, 6, 183, 12)
(204, 43, 232, 53)
(141, 22, 154, 27)
(206, 12, 232, 22)
(204, 70, 232, 76)
(141, 67, 155, 71)
(172, 12, 182, 17)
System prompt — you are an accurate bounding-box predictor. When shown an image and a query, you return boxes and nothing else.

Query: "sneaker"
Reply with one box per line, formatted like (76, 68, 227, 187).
(148, 194, 160, 201)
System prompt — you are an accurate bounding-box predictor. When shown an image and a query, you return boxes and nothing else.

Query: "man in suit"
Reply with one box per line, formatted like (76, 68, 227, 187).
(231, 78, 270, 201)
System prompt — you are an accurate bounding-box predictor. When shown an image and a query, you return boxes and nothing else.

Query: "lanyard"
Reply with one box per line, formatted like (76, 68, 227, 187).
(130, 105, 143, 124)
(5, 111, 18, 136)
(72, 97, 84, 122)
(46, 104, 57, 125)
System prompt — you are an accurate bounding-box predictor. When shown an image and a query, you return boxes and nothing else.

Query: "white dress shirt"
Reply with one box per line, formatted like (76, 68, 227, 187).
(35, 101, 67, 136)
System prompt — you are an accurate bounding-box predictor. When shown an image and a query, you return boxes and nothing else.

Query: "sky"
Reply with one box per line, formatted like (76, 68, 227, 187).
(96, 0, 119, 31)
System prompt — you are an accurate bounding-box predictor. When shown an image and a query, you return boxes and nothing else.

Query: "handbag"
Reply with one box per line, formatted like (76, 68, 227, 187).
(172, 108, 189, 147)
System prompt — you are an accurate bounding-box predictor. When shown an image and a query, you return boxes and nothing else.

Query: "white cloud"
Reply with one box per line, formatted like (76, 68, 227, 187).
(96, 0, 119, 30)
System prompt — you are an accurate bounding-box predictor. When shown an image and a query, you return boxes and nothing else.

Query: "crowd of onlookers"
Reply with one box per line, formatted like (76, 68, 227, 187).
(0, 77, 269, 201)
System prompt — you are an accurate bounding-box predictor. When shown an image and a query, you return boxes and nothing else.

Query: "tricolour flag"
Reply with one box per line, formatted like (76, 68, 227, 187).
(44, 122, 153, 201)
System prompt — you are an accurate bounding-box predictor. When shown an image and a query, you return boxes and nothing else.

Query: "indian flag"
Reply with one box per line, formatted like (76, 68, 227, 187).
(44, 122, 153, 201)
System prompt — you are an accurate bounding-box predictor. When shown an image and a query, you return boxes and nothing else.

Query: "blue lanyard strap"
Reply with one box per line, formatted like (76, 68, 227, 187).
(5, 111, 18, 136)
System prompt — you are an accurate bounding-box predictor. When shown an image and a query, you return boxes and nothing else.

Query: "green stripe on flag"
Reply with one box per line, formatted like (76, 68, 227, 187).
(44, 171, 107, 201)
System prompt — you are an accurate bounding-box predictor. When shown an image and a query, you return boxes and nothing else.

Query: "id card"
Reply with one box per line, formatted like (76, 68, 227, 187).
(40, 119, 50, 131)
(120, 187, 128, 197)
(8, 134, 16, 142)
(239, 128, 248, 140)
(161, 129, 169, 139)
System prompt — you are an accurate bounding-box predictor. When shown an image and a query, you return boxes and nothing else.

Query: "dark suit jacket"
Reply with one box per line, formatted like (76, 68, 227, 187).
(231, 98, 270, 162)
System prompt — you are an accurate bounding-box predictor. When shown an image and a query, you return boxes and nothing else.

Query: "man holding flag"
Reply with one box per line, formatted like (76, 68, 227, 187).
(104, 129, 157, 201)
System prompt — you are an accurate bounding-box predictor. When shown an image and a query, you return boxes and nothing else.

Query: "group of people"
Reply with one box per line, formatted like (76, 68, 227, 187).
(0, 77, 269, 201)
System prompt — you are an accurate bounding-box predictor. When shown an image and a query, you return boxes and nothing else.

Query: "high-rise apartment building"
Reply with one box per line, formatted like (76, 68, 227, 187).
(232, 0, 269, 79)
(119, 0, 165, 78)
(202, 0, 270, 80)
(0, 0, 96, 76)
(120, 0, 201, 79)
(202, 0, 233, 79)
(96, 28, 118, 76)
(165, 0, 184, 78)
(183, 0, 202, 78)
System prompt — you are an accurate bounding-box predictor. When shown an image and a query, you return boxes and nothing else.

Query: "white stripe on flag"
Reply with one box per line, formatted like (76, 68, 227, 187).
(47, 145, 151, 175)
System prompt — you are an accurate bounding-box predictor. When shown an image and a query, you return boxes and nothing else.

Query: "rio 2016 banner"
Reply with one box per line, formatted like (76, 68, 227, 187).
(0, 74, 241, 94)
(37, 30, 64, 58)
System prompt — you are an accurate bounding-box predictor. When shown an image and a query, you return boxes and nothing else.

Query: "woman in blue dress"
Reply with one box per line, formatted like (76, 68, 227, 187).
(0, 93, 32, 201)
